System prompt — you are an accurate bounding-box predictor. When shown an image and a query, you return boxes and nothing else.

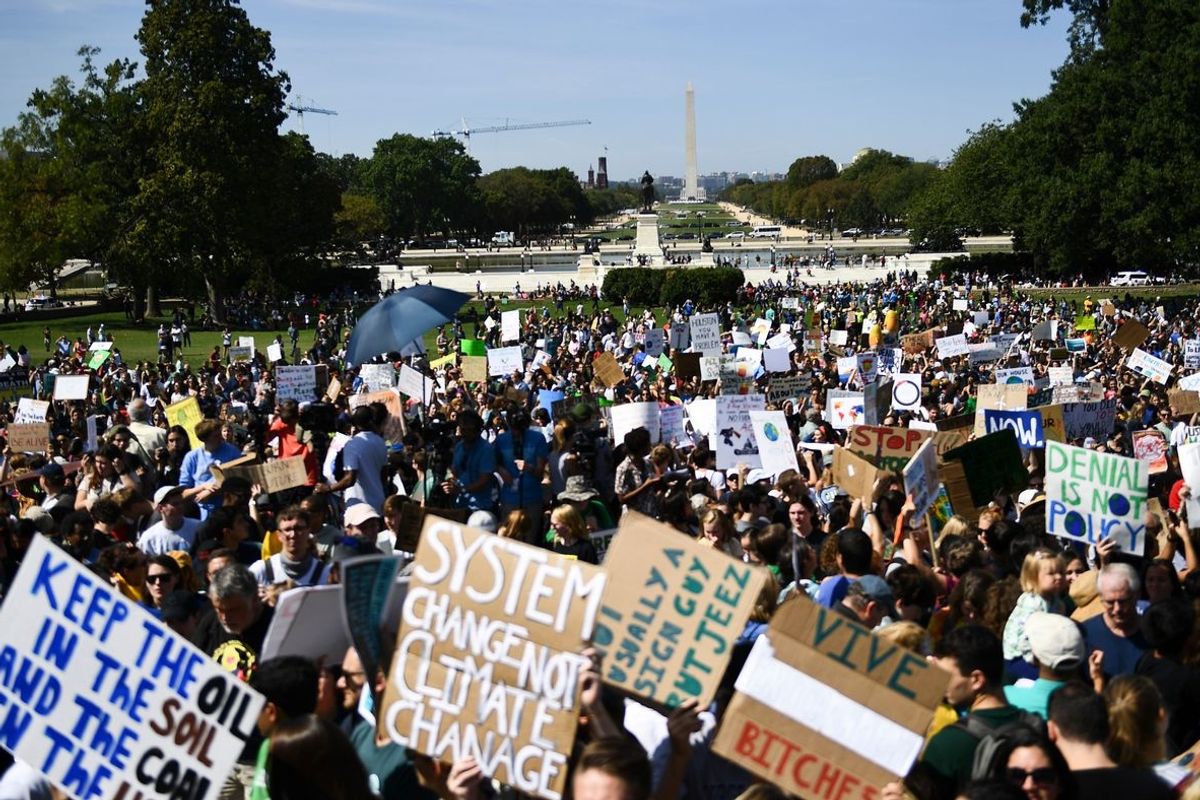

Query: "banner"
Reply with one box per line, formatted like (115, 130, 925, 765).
(275, 365, 317, 404)
(0, 536, 263, 800)
(715, 394, 765, 469)
(379, 518, 606, 800)
(595, 512, 766, 709)
(689, 313, 722, 357)
(983, 409, 1046, 449)
(749, 410, 799, 476)
(712, 599, 947, 798)
(1045, 441, 1148, 555)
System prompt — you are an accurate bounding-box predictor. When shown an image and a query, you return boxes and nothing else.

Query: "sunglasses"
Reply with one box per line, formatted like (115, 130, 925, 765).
(146, 573, 174, 585)
(1006, 768, 1057, 786)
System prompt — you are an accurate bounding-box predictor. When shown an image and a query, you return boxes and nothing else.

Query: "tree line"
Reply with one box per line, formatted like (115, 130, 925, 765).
(0, 0, 638, 322)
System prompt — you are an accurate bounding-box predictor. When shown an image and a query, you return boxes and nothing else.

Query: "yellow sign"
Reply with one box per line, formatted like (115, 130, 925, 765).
(166, 396, 204, 449)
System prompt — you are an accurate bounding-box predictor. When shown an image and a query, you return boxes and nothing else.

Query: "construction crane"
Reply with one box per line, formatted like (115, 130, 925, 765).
(287, 98, 338, 134)
(432, 118, 591, 150)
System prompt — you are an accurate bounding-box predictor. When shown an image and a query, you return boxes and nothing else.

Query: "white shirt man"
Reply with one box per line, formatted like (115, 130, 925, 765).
(138, 486, 202, 556)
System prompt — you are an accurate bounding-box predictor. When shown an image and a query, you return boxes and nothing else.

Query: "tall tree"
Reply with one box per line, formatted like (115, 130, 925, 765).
(133, 0, 290, 322)
(362, 134, 481, 240)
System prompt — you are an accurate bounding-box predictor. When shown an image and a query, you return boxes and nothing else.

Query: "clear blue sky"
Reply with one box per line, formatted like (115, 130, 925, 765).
(1, 0, 1071, 181)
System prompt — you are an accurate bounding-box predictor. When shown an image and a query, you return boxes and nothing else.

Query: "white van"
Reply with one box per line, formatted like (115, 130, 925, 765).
(750, 225, 782, 238)
(1111, 270, 1150, 286)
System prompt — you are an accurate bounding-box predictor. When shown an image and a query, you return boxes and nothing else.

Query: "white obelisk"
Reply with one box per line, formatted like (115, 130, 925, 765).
(682, 82, 704, 202)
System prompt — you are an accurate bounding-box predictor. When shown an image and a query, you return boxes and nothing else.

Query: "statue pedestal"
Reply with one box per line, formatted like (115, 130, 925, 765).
(576, 254, 604, 286)
(632, 213, 663, 262)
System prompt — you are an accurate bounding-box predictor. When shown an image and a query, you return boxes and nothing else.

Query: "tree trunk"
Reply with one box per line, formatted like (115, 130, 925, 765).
(206, 274, 225, 325)
(145, 285, 161, 319)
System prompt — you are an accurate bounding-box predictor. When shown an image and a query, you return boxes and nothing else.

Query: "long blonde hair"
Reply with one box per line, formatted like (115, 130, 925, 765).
(550, 505, 587, 546)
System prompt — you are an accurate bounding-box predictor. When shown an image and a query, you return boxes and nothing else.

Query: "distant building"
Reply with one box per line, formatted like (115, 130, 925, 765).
(597, 156, 609, 189)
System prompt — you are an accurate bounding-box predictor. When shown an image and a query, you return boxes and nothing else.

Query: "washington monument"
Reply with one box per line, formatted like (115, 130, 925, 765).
(682, 82, 705, 202)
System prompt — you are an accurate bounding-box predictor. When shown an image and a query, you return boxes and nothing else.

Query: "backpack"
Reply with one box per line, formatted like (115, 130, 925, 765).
(955, 710, 1047, 782)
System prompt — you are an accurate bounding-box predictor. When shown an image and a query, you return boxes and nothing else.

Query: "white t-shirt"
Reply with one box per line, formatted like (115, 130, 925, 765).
(137, 517, 202, 556)
(342, 431, 388, 513)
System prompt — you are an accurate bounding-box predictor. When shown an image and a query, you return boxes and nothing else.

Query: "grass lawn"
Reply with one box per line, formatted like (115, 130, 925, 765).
(586, 201, 750, 242)
(0, 300, 663, 367)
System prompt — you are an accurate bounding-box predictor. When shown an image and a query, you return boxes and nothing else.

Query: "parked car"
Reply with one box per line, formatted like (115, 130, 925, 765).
(1111, 270, 1151, 286)
(24, 296, 63, 312)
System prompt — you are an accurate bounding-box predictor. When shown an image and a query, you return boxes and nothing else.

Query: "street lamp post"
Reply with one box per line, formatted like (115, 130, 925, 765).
(827, 208, 834, 241)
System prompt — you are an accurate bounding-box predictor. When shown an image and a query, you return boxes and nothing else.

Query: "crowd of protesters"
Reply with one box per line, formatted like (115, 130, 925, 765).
(1, 267, 1200, 800)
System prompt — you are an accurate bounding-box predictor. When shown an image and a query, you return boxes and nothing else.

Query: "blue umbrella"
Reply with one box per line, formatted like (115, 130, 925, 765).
(346, 285, 470, 366)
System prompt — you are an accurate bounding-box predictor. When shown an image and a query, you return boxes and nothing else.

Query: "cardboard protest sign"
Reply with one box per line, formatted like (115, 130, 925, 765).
(983, 409, 1046, 449)
(6, 422, 49, 453)
(1045, 441, 1148, 555)
(1126, 348, 1173, 384)
(943, 429, 1029, 509)
(750, 410, 799, 476)
(1132, 429, 1169, 474)
(589, 352, 623, 388)
(833, 446, 881, 499)
(973, 384, 1028, 436)
(595, 512, 766, 709)
(261, 585, 350, 665)
(904, 439, 939, 519)
(712, 598, 948, 799)
(826, 390, 865, 430)
(52, 374, 89, 401)
(932, 428, 971, 459)
(845, 425, 931, 472)
(275, 365, 317, 404)
(1169, 389, 1200, 415)
(995, 366, 1035, 386)
(901, 329, 934, 354)
(166, 396, 204, 448)
(1062, 398, 1117, 441)
(460, 355, 488, 383)
(1040, 404, 1066, 443)
(212, 455, 308, 494)
(715, 393, 765, 470)
(0, 536, 264, 800)
(349, 389, 406, 440)
(610, 402, 661, 446)
(1112, 319, 1150, 350)
(689, 313, 722, 356)
(379, 517, 606, 800)
(487, 346, 523, 378)
(324, 376, 342, 403)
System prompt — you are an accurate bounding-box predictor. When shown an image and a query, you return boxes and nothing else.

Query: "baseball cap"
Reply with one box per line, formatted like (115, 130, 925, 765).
(745, 469, 772, 485)
(154, 485, 185, 506)
(344, 503, 381, 528)
(38, 462, 64, 481)
(1025, 611, 1085, 671)
(852, 575, 897, 620)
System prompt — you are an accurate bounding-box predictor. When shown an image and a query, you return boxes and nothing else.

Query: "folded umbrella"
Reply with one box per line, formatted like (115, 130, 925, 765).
(346, 285, 470, 366)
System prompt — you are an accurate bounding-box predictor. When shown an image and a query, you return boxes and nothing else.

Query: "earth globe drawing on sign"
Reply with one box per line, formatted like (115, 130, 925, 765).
(1004, 376, 1025, 385)
(762, 422, 781, 442)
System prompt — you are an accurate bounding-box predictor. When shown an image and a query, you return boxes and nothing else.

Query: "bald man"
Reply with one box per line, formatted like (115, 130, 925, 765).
(128, 397, 167, 468)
